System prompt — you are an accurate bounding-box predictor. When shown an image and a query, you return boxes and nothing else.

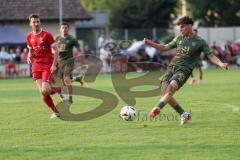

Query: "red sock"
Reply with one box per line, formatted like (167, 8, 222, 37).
(43, 95, 59, 113)
(50, 86, 61, 95)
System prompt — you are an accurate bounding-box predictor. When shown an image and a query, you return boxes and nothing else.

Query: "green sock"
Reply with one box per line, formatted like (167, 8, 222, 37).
(157, 101, 166, 109)
(173, 104, 184, 115)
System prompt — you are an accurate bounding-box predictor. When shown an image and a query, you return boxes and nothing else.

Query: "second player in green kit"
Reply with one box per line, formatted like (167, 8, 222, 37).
(55, 22, 84, 104)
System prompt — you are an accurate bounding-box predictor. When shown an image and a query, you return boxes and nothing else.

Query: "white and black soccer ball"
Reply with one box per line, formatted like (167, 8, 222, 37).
(120, 106, 137, 121)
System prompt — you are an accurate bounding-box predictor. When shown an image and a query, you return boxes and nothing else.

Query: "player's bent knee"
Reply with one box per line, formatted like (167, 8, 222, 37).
(170, 80, 179, 90)
(164, 84, 177, 97)
(41, 82, 51, 96)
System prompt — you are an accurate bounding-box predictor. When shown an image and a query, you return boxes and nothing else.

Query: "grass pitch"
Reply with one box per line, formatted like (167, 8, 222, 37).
(0, 69, 239, 160)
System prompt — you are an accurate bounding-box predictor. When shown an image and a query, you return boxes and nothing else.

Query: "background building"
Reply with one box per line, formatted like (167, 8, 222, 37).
(0, 0, 92, 45)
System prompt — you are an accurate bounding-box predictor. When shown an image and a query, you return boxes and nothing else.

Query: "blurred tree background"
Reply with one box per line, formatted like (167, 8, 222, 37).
(81, 0, 178, 28)
(81, 0, 240, 28)
(187, 0, 240, 27)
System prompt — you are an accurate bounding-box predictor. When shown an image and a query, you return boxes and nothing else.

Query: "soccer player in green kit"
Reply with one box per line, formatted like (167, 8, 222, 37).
(143, 16, 228, 125)
(55, 22, 85, 104)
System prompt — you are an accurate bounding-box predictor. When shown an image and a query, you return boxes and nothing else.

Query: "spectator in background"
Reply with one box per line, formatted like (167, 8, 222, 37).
(138, 47, 151, 62)
(232, 40, 240, 67)
(105, 35, 114, 44)
(99, 44, 111, 73)
(84, 44, 94, 58)
(8, 48, 16, 61)
(232, 41, 240, 54)
(127, 41, 144, 56)
(0, 46, 10, 63)
(126, 40, 144, 72)
(14, 47, 22, 64)
(5, 59, 18, 78)
(20, 48, 28, 63)
(211, 41, 224, 62)
(147, 39, 170, 68)
(145, 45, 157, 59)
(97, 34, 105, 50)
(224, 40, 236, 65)
(99, 34, 114, 73)
(152, 51, 169, 68)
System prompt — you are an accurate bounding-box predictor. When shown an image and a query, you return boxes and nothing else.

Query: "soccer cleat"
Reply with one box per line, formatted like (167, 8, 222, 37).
(68, 96, 73, 105)
(50, 112, 60, 119)
(180, 112, 191, 125)
(59, 92, 68, 102)
(149, 107, 161, 120)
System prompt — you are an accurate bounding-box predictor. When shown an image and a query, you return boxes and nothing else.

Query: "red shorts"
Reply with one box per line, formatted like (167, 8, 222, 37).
(32, 70, 52, 82)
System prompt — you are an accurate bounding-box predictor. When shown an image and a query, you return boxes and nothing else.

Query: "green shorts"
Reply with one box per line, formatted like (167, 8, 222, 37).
(161, 65, 192, 88)
(195, 60, 202, 68)
(57, 59, 74, 78)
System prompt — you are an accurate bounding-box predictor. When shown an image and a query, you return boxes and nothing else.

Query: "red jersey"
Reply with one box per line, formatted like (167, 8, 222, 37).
(26, 30, 55, 72)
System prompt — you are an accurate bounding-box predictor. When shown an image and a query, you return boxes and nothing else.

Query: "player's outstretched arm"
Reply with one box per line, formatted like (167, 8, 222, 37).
(143, 38, 170, 51)
(208, 54, 228, 70)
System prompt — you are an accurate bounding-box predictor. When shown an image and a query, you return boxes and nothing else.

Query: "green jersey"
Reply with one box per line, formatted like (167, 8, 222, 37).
(167, 35, 212, 71)
(55, 35, 80, 61)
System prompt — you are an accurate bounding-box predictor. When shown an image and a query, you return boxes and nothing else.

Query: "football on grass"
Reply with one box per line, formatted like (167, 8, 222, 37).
(120, 106, 137, 121)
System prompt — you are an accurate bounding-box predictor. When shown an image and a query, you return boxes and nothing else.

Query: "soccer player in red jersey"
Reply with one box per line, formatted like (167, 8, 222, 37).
(26, 14, 60, 119)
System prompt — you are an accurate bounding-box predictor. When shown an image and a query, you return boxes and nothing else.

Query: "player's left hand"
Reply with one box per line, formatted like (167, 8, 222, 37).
(220, 63, 229, 70)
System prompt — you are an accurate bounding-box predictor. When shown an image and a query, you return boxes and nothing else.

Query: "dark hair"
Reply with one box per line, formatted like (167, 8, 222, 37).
(177, 16, 194, 25)
(61, 22, 69, 27)
(28, 13, 40, 21)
